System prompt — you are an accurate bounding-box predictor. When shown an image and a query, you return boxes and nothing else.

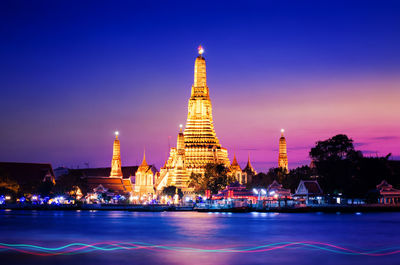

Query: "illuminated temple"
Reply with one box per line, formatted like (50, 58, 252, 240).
(278, 129, 289, 172)
(156, 46, 233, 192)
(110, 131, 123, 178)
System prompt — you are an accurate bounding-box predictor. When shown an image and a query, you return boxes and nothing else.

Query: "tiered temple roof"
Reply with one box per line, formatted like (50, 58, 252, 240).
(243, 154, 257, 175)
(160, 46, 230, 191)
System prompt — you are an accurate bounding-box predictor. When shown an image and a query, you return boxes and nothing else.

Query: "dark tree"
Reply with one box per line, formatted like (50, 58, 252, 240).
(248, 172, 274, 189)
(285, 166, 313, 192)
(309, 134, 362, 196)
(249, 166, 312, 192)
(37, 180, 54, 197)
(162, 186, 183, 198)
(188, 172, 208, 194)
(310, 134, 356, 161)
(53, 173, 87, 197)
(188, 163, 234, 194)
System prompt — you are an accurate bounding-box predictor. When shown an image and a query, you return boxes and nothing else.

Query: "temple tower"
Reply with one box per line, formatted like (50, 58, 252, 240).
(159, 46, 230, 191)
(278, 129, 289, 172)
(183, 46, 230, 170)
(170, 125, 189, 187)
(110, 131, 123, 178)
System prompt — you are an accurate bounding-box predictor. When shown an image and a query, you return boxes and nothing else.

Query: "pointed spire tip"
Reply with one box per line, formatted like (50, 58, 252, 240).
(198, 45, 204, 55)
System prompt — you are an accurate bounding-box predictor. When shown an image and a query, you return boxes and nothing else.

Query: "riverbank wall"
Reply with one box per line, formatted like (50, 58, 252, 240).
(1, 204, 400, 213)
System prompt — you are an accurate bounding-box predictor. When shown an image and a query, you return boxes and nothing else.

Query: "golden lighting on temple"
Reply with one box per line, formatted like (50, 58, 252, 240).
(278, 129, 289, 172)
(110, 131, 123, 178)
(156, 46, 235, 192)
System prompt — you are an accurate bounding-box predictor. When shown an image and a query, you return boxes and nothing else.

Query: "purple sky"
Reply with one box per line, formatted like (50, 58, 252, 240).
(1, 1, 399, 172)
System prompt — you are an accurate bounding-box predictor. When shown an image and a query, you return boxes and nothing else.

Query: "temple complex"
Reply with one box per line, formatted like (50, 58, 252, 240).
(157, 46, 231, 192)
(278, 129, 289, 172)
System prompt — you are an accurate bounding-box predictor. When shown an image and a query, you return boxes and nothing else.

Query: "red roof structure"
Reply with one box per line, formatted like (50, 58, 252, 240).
(295, 180, 323, 197)
(376, 180, 400, 205)
(86, 177, 132, 195)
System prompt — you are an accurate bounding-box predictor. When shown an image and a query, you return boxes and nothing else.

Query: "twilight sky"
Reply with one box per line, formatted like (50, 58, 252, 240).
(1, 0, 399, 172)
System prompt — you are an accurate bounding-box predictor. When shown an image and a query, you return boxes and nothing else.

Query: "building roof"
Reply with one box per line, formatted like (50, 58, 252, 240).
(267, 180, 291, 197)
(243, 154, 257, 175)
(0, 162, 55, 193)
(295, 180, 323, 196)
(377, 180, 400, 196)
(230, 154, 242, 172)
(231, 154, 239, 167)
(68, 166, 155, 179)
(213, 182, 255, 199)
(86, 177, 132, 195)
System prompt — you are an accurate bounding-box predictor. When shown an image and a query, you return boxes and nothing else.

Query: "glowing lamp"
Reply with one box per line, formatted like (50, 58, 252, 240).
(198, 45, 204, 55)
(115, 131, 119, 136)
(281, 129, 285, 133)
(179, 124, 183, 129)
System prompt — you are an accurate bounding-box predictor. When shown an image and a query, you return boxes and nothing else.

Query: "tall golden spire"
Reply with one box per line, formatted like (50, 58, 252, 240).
(140, 148, 148, 167)
(185, 46, 224, 148)
(246, 153, 253, 169)
(192, 45, 208, 97)
(231, 153, 239, 167)
(159, 46, 230, 191)
(110, 131, 123, 178)
(278, 129, 289, 172)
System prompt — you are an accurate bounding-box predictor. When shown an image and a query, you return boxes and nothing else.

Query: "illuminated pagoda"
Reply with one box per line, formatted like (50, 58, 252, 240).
(243, 154, 257, 183)
(110, 131, 123, 178)
(85, 131, 133, 202)
(157, 46, 230, 192)
(229, 154, 244, 184)
(134, 150, 156, 196)
(278, 129, 289, 172)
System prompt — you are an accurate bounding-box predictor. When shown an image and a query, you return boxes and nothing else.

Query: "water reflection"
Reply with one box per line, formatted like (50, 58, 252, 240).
(0, 211, 399, 265)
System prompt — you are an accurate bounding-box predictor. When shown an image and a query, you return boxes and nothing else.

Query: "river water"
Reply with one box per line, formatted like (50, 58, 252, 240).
(0, 210, 399, 265)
